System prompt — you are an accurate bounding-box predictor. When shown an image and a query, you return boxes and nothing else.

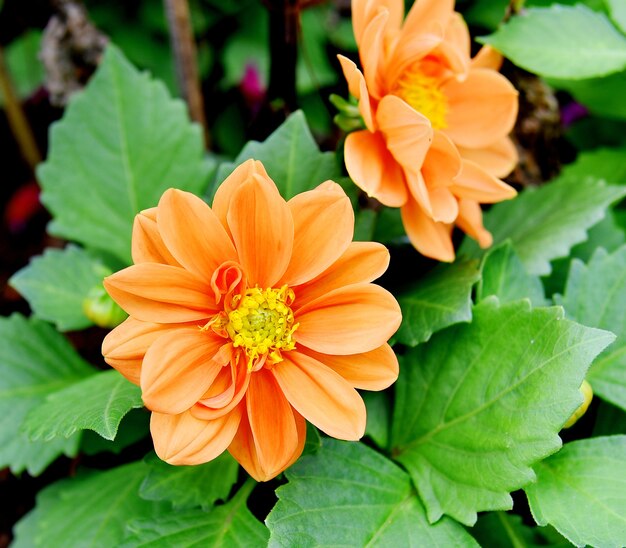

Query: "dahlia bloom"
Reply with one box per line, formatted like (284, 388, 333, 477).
(338, 0, 519, 261)
(102, 160, 401, 481)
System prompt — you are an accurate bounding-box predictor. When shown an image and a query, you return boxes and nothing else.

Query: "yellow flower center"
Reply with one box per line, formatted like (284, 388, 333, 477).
(394, 69, 448, 130)
(226, 286, 298, 370)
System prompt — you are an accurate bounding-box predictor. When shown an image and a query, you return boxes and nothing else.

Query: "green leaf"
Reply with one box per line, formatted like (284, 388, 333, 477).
(13, 461, 166, 547)
(23, 369, 143, 442)
(395, 260, 480, 346)
(124, 480, 268, 547)
(0, 314, 94, 474)
(526, 436, 626, 547)
(459, 175, 626, 275)
(560, 147, 626, 184)
(81, 408, 150, 455)
(10, 245, 111, 331)
(0, 30, 43, 106)
(363, 391, 391, 449)
(593, 401, 626, 436)
(479, 5, 626, 79)
(558, 245, 626, 411)
(477, 241, 546, 306)
(211, 110, 341, 201)
(139, 451, 239, 510)
(391, 299, 615, 525)
(607, 0, 626, 33)
(266, 438, 478, 546)
(38, 45, 211, 264)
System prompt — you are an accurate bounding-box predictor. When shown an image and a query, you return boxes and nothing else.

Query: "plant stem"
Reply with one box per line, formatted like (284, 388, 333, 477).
(0, 46, 42, 171)
(163, 0, 210, 148)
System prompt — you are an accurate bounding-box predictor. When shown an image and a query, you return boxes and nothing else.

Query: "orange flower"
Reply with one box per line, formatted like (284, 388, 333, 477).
(338, 0, 519, 261)
(102, 160, 401, 481)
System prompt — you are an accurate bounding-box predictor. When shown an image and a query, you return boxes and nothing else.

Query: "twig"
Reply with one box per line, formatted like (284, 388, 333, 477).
(0, 46, 42, 172)
(163, 0, 209, 148)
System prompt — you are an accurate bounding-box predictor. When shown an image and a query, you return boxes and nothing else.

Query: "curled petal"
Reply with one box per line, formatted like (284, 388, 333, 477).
(402, 0, 455, 43)
(472, 45, 503, 70)
(421, 130, 462, 190)
(456, 198, 493, 248)
(359, 9, 389, 99)
(457, 137, 518, 179)
(132, 208, 180, 266)
(353, 0, 403, 48)
(401, 197, 455, 262)
(210, 261, 246, 308)
(337, 55, 374, 131)
(151, 407, 241, 465)
(451, 159, 517, 203)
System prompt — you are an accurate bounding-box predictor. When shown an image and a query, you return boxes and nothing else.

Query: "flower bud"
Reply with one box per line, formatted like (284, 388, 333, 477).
(83, 283, 127, 328)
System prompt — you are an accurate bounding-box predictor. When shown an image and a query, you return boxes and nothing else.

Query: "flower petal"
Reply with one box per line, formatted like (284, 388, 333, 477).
(132, 208, 180, 266)
(450, 159, 517, 203)
(280, 182, 353, 286)
(457, 136, 518, 178)
(227, 174, 294, 287)
(442, 68, 518, 148)
(337, 55, 374, 131)
(344, 130, 408, 208)
(273, 351, 366, 440)
(456, 198, 493, 248)
(295, 283, 401, 355)
(151, 407, 241, 465)
(401, 196, 455, 261)
(294, 241, 390, 307)
(421, 130, 462, 190)
(104, 263, 216, 323)
(140, 328, 224, 414)
(402, 0, 455, 39)
(471, 45, 503, 70)
(359, 9, 389, 99)
(429, 186, 459, 224)
(353, 0, 403, 48)
(156, 189, 237, 282)
(300, 343, 399, 391)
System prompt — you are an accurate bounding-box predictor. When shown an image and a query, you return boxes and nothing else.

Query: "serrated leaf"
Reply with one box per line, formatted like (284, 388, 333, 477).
(459, 176, 626, 275)
(139, 451, 239, 510)
(38, 45, 211, 264)
(607, 0, 626, 34)
(558, 245, 626, 411)
(0, 314, 94, 474)
(477, 241, 546, 306)
(124, 480, 268, 547)
(13, 461, 166, 547)
(526, 436, 626, 547)
(480, 5, 626, 79)
(24, 369, 143, 441)
(391, 299, 615, 525)
(266, 438, 478, 547)
(10, 245, 111, 331)
(211, 110, 340, 201)
(395, 260, 480, 346)
(560, 147, 626, 184)
(81, 408, 150, 455)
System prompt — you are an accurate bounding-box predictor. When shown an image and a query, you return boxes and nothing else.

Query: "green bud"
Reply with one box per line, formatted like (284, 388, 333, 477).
(563, 379, 593, 429)
(83, 284, 127, 328)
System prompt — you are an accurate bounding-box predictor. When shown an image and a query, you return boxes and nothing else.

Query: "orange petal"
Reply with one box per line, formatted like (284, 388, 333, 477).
(140, 328, 225, 414)
(353, 0, 403, 48)
(280, 182, 353, 286)
(401, 197, 455, 261)
(457, 136, 518, 178)
(156, 189, 238, 282)
(421, 130, 462, 190)
(192, 360, 251, 420)
(385, 30, 443, 87)
(472, 45, 503, 70)
(273, 351, 366, 440)
(102, 317, 180, 385)
(227, 174, 294, 287)
(212, 159, 270, 232)
(294, 241, 390, 307)
(359, 9, 388, 99)
(228, 403, 306, 481)
(299, 343, 399, 391)
(337, 55, 374, 131)
(132, 208, 180, 266)
(376, 95, 433, 175)
(246, 369, 300, 476)
(443, 12, 470, 61)
(402, 0, 454, 41)
(295, 283, 402, 355)
(151, 407, 241, 465)
(442, 68, 519, 149)
(344, 130, 408, 208)
(429, 186, 459, 223)
(104, 263, 216, 323)
(456, 198, 493, 248)
(451, 159, 517, 203)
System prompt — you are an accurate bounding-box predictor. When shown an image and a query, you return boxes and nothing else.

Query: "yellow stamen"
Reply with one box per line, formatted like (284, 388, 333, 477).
(225, 285, 298, 371)
(394, 69, 448, 130)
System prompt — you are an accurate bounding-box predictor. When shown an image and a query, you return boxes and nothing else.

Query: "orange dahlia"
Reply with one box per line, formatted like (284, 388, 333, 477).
(101, 159, 401, 481)
(338, 0, 519, 261)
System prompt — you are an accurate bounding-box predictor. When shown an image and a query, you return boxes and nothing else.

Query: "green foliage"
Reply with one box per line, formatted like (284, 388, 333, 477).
(81, 409, 150, 455)
(0, 314, 93, 474)
(13, 462, 167, 547)
(124, 480, 268, 547)
(38, 45, 212, 264)
(24, 369, 143, 442)
(395, 260, 480, 346)
(0, 30, 43, 106)
(362, 391, 391, 449)
(211, 110, 341, 200)
(480, 5, 626, 79)
(477, 241, 546, 306)
(526, 436, 626, 547)
(10, 245, 112, 331)
(140, 451, 239, 510)
(607, 0, 626, 33)
(391, 299, 615, 525)
(557, 245, 626, 411)
(266, 438, 477, 546)
(593, 401, 626, 436)
(459, 175, 626, 275)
